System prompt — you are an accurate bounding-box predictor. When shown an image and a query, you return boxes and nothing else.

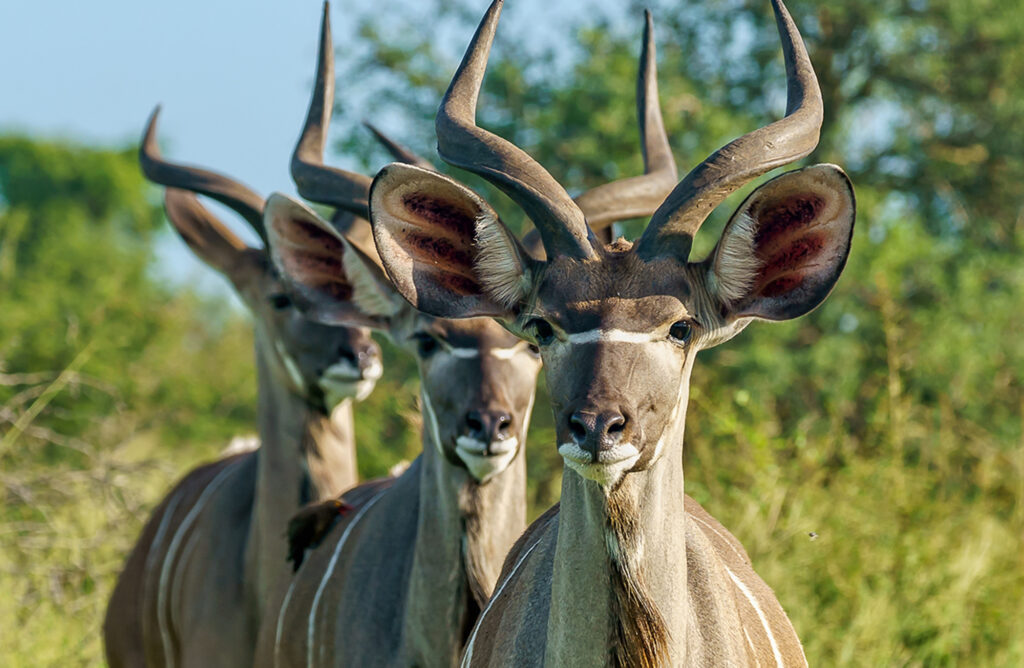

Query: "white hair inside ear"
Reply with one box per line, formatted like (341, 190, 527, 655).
(708, 210, 758, 306)
(474, 210, 530, 309)
(341, 243, 403, 320)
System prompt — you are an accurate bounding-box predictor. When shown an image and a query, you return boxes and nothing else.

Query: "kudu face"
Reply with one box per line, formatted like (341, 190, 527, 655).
(368, 0, 856, 490)
(140, 112, 383, 414)
(264, 195, 541, 483)
(242, 264, 383, 407)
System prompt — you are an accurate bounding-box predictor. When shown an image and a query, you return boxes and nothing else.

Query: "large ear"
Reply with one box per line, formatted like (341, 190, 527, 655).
(264, 193, 404, 329)
(370, 163, 531, 319)
(163, 188, 256, 282)
(706, 164, 855, 321)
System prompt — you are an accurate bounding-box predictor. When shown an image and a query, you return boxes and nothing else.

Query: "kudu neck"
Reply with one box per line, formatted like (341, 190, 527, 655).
(403, 390, 528, 663)
(247, 333, 358, 617)
(253, 333, 358, 500)
(546, 364, 694, 667)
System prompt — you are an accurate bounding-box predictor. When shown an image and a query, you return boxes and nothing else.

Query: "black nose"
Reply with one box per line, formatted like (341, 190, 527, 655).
(568, 408, 630, 459)
(465, 410, 513, 446)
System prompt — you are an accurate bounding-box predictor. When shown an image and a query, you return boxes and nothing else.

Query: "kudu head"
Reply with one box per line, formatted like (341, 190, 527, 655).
(263, 3, 541, 483)
(138, 110, 384, 411)
(369, 0, 855, 489)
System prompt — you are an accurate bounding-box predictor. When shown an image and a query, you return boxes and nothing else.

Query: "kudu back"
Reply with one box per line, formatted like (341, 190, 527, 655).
(367, 1, 855, 665)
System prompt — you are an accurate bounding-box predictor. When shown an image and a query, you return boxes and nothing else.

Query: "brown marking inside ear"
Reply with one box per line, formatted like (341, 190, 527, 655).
(753, 194, 824, 246)
(439, 272, 485, 296)
(273, 217, 355, 302)
(401, 232, 475, 269)
(402, 193, 477, 239)
(759, 274, 804, 298)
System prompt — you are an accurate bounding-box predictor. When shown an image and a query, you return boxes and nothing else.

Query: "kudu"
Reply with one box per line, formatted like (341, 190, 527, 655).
(368, 0, 855, 665)
(103, 109, 386, 667)
(248, 7, 543, 666)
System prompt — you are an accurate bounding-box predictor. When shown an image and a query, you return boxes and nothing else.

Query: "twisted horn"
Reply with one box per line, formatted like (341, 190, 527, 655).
(363, 121, 433, 170)
(290, 1, 373, 219)
(436, 0, 597, 260)
(573, 10, 678, 229)
(139, 107, 267, 245)
(636, 0, 823, 260)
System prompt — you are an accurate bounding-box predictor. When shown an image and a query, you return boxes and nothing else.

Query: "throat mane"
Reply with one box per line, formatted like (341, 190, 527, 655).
(606, 488, 670, 668)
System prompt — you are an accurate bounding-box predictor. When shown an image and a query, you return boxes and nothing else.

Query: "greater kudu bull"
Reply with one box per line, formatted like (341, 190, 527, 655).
(368, 0, 855, 665)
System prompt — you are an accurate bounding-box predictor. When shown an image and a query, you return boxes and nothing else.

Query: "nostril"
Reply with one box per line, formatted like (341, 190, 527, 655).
(495, 414, 512, 439)
(338, 347, 358, 366)
(466, 411, 485, 437)
(606, 415, 626, 435)
(569, 415, 588, 443)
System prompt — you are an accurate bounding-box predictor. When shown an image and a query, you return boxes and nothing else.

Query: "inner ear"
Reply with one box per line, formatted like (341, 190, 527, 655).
(708, 164, 855, 321)
(370, 163, 529, 319)
(264, 193, 398, 328)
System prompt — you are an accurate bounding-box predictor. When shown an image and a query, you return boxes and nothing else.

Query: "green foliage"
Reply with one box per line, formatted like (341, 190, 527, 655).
(0, 137, 258, 664)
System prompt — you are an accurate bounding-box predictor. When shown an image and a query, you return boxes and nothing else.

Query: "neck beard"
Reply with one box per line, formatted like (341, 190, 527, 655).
(606, 485, 670, 668)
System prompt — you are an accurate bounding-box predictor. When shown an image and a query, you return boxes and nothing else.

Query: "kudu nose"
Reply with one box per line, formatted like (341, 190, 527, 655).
(568, 408, 630, 459)
(356, 347, 380, 373)
(465, 410, 513, 448)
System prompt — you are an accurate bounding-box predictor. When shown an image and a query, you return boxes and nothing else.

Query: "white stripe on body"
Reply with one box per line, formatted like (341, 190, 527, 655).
(305, 487, 390, 668)
(688, 509, 749, 564)
(460, 532, 546, 667)
(156, 459, 240, 667)
(744, 628, 764, 668)
(725, 565, 784, 668)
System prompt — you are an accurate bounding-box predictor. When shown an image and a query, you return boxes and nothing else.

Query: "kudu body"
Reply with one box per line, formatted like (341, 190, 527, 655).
(249, 9, 541, 666)
(103, 111, 385, 667)
(368, 1, 855, 666)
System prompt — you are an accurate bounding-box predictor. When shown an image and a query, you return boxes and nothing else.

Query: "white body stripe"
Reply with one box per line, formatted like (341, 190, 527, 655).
(157, 459, 240, 667)
(306, 488, 389, 668)
(461, 533, 545, 667)
(274, 564, 301, 667)
(725, 565, 784, 668)
(420, 388, 445, 457)
(688, 512, 748, 564)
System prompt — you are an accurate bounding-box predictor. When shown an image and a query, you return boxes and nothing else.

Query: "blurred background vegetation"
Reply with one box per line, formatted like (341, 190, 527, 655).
(1, 0, 1022, 664)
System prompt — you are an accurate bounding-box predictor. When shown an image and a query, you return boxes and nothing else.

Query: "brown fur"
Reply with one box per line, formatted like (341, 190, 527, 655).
(607, 488, 669, 668)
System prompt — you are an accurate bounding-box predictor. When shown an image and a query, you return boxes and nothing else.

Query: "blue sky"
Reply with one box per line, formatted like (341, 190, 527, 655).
(0, 0, 614, 294)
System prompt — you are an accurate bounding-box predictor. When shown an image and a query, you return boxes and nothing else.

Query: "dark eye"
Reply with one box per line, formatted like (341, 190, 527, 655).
(527, 344, 541, 358)
(668, 320, 693, 344)
(412, 332, 439, 358)
(527, 318, 556, 346)
(269, 293, 292, 310)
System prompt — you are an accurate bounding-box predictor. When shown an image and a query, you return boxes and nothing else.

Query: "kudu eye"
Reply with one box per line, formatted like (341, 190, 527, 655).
(527, 344, 541, 358)
(269, 293, 293, 310)
(412, 332, 439, 358)
(527, 319, 556, 346)
(668, 320, 694, 345)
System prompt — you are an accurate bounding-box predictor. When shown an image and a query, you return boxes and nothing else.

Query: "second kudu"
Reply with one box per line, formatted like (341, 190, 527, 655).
(247, 7, 543, 667)
(367, 0, 856, 665)
(103, 108, 387, 667)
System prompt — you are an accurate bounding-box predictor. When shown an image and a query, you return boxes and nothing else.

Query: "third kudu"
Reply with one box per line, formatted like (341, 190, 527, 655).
(103, 106, 386, 667)
(369, 0, 855, 665)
